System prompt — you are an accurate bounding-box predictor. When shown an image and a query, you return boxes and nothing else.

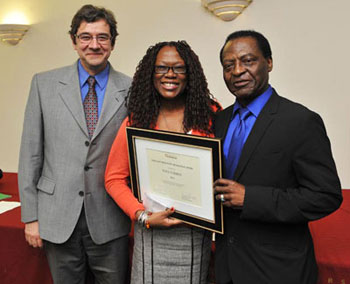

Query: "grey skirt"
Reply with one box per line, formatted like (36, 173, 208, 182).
(131, 223, 212, 284)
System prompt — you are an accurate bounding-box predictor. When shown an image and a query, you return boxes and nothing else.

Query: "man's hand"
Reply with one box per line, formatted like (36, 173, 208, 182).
(25, 221, 43, 248)
(214, 178, 246, 208)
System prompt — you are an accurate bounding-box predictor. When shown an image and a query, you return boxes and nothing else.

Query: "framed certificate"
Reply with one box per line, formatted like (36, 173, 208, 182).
(126, 127, 223, 234)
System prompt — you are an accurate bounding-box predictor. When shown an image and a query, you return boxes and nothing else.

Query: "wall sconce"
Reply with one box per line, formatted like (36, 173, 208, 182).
(202, 0, 253, 21)
(0, 24, 30, 45)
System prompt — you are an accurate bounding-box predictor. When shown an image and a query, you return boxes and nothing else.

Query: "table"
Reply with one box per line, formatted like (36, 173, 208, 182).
(1, 172, 349, 284)
(0, 172, 52, 284)
(309, 190, 350, 284)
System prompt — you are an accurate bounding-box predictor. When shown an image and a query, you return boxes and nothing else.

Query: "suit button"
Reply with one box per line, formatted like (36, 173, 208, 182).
(84, 166, 90, 171)
(229, 236, 237, 244)
(85, 141, 90, 147)
(79, 191, 84, 196)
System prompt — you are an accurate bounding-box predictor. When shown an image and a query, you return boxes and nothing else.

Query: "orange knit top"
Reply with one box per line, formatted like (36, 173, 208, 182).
(105, 117, 216, 221)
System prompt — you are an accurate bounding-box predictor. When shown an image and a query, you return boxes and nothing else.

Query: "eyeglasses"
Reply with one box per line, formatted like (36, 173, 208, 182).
(154, 65, 187, 74)
(75, 33, 111, 45)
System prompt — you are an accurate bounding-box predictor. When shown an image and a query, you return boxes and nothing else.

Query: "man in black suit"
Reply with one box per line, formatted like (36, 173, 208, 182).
(214, 30, 342, 284)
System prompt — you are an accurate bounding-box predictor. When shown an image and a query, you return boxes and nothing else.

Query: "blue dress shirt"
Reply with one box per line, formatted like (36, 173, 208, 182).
(78, 60, 110, 117)
(223, 85, 273, 163)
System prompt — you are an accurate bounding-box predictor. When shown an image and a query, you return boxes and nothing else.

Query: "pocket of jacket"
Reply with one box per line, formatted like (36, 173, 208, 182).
(37, 176, 55, 194)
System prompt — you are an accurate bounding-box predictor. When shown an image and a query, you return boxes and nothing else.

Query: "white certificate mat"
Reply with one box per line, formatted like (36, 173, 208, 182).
(126, 127, 223, 234)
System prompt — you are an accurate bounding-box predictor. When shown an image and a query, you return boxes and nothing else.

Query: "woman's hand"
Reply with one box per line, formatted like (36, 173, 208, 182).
(136, 208, 182, 228)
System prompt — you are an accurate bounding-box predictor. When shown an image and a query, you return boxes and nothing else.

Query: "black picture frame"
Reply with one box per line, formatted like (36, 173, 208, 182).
(126, 127, 223, 234)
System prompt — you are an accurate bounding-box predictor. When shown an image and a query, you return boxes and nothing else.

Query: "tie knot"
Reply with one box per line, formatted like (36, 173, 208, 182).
(87, 76, 96, 88)
(238, 108, 251, 121)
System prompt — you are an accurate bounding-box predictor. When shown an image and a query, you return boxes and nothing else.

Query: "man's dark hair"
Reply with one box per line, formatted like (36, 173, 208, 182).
(69, 4, 118, 46)
(219, 30, 272, 63)
(127, 40, 221, 135)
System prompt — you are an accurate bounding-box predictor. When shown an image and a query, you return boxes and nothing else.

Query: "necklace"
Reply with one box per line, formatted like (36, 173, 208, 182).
(159, 109, 185, 133)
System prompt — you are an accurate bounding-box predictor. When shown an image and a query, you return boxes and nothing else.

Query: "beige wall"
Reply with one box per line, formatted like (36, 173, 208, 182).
(1, 0, 349, 187)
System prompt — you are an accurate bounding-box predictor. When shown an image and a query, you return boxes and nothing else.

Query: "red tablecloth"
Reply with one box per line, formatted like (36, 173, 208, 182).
(1, 172, 349, 284)
(309, 190, 350, 284)
(0, 172, 53, 284)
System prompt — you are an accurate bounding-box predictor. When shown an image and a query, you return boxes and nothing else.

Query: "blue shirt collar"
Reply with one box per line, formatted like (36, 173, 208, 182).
(232, 85, 273, 119)
(78, 60, 110, 90)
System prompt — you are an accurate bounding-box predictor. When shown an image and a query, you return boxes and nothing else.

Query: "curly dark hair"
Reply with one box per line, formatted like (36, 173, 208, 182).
(69, 4, 118, 46)
(127, 40, 221, 135)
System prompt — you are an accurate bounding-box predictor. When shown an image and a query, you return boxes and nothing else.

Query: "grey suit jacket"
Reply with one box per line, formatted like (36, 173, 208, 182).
(18, 62, 132, 244)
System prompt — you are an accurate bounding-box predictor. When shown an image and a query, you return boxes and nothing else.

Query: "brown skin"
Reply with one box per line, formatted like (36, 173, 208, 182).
(214, 179, 246, 208)
(153, 46, 187, 103)
(221, 36, 272, 107)
(215, 36, 273, 208)
(154, 46, 187, 133)
(135, 208, 181, 228)
(135, 46, 190, 226)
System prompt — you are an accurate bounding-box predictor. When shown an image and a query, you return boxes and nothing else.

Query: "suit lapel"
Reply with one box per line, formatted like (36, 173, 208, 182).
(92, 67, 127, 140)
(234, 91, 280, 180)
(215, 105, 234, 139)
(58, 63, 89, 137)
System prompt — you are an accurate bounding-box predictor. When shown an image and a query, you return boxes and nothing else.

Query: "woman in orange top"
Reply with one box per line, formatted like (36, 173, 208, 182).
(105, 41, 221, 283)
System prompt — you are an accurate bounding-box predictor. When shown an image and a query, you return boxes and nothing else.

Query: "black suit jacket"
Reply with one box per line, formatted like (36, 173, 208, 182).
(214, 90, 342, 284)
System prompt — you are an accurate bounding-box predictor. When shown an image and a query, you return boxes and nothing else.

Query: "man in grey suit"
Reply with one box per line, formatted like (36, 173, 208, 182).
(18, 5, 131, 283)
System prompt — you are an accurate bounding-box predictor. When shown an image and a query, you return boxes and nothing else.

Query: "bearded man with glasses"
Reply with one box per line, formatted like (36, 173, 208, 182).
(18, 4, 131, 283)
